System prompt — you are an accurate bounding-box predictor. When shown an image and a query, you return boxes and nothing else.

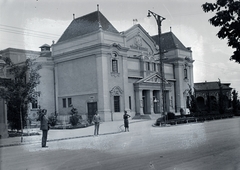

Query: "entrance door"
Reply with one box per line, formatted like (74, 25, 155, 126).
(142, 90, 148, 114)
(142, 96, 146, 114)
(87, 102, 97, 123)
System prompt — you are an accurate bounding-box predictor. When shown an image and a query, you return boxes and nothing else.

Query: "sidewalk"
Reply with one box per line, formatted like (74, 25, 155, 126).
(0, 120, 143, 148)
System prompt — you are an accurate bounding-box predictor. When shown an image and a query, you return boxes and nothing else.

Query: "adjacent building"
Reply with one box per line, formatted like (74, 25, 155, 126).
(0, 57, 8, 138)
(194, 81, 232, 111)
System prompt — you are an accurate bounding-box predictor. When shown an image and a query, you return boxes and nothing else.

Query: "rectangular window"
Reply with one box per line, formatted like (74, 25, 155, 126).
(153, 63, 156, 71)
(32, 101, 38, 109)
(112, 60, 118, 73)
(157, 63, 160, 72)
(114, 96, 120, 112)
(146, 62, 150, 70)
(129, 96, 132, 110)
(68, 98, 72, 107)
(63, 98, 66, 108)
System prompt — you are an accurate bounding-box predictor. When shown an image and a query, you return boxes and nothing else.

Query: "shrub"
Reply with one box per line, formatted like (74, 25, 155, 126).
(48, 112, 58, 127)
(69, 105, 80, 126)
(167, 112, 175, 120)
(180, 108, 185, 117)
(155, 115, 167, 126)
(69, 115, 79, 126)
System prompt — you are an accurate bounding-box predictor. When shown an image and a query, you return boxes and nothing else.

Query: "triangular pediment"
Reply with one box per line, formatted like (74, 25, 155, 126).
(110, 86, 123, 95)
(123, 24, 158, 57)
(135, 73, 168, 84)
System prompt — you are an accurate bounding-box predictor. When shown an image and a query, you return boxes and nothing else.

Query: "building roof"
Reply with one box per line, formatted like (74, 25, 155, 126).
(151, 32, 190, 52)
(194, 81, 232, 91)
(39, 44, 51, 48)
(57, 10, 119, 43)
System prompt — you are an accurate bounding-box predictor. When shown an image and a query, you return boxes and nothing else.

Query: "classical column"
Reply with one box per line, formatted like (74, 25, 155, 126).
(149, 90, 154, 114)
(135, 89, 144, 115)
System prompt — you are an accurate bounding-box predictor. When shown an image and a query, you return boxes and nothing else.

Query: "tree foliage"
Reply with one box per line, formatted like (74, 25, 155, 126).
(218, 78, 227, 114)
(232, 89, 239, 114)
(0, 56, 41, 130)
(202, 0, 240, 63)
(188, 84, 200, 113)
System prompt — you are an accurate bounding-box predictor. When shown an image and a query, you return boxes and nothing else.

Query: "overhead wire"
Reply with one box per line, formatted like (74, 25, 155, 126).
(0, 24, 60, 36)
(0, 24, 60, 40)
(1, 23, 239, 79)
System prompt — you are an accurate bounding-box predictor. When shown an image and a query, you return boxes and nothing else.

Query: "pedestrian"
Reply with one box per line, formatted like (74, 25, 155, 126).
(123, 110, 131, 132)
(92, 111, 101, 136)
(37, 109, 49, 147)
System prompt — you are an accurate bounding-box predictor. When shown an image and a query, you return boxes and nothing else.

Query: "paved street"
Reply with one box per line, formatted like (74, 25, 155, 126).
(1, 118, 240, 170)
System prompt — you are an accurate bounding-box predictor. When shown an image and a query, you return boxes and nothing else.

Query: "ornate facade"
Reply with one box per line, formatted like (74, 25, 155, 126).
(0, 9, 195, 125)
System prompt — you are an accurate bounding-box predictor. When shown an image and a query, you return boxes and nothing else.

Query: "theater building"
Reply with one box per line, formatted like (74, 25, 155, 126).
(48, 9, 194, 121)
(0, 9, 194, 123)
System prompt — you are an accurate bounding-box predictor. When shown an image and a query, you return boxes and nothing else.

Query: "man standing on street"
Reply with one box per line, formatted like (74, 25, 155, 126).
(92, 111, 101, 136)
(123, 110, 131, 132)
(38, 109, 49, 147)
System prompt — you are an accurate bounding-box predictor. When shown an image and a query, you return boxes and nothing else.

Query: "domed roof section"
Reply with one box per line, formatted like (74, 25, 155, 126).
(57, 10, 119, 43)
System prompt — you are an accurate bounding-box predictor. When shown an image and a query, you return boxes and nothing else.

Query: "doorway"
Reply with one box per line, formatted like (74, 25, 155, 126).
(142, 90, 148, 114)
(87, 102, 97, 123)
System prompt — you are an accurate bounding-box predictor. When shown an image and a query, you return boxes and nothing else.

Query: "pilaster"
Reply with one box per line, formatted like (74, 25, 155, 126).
(122, 54, 129, 111)
(96, 53, 111, 121)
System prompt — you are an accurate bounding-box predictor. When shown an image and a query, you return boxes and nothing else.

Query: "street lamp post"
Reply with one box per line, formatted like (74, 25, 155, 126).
(147, 10, 167, 122)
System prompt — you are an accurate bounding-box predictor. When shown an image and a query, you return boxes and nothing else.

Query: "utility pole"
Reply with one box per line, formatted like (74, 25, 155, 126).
(147, 10, 166, 123)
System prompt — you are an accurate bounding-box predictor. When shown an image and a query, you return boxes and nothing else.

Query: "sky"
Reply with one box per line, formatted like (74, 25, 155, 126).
(0, 0, 240, 94)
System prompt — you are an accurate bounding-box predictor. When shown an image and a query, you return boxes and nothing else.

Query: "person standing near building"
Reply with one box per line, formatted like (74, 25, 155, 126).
(123, 110, 131, 132)
(37, 109, 49, 147)
(92, 111, 101, 136)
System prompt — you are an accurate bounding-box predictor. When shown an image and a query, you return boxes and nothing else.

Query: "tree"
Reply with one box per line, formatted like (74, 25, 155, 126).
(232, 89, 239, 115)
(188, 84, 199, 114)
(0, 56, 41, 134)
(218, 78, 226, 114)
(202, 0, 240, 63)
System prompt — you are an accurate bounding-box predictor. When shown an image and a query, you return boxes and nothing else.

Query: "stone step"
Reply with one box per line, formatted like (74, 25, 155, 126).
(132, 114, 162, 120)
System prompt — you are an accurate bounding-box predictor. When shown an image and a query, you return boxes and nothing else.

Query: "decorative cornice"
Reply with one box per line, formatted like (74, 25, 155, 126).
(53, 43, 128, 63)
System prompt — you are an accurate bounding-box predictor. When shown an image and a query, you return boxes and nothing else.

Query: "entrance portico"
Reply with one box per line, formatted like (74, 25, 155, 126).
(135, 88, 162, 115)
(134, 73, 167, 115)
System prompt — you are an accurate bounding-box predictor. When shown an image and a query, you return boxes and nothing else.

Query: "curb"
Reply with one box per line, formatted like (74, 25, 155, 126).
(0, 131, 123, 148)
(0, 120, 146, 148)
